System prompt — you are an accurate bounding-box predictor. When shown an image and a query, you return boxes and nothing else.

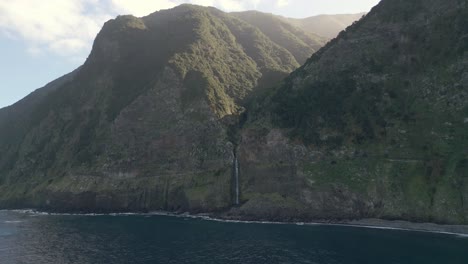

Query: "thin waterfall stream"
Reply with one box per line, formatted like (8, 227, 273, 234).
(233, 150, 239, 205)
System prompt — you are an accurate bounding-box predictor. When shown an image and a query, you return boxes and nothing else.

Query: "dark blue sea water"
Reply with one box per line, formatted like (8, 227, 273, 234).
(0, 211, 467, 264)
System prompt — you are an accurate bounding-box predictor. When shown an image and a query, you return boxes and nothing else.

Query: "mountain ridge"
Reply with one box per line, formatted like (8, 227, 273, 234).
(284, 12, 367, 39)
(0, 4, 329, 213)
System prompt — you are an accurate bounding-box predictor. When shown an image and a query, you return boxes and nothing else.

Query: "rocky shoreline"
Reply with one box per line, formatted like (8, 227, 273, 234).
(343, 218, 468, 236)
(7, 208, 468, 236)
(217, 214, 468, 236)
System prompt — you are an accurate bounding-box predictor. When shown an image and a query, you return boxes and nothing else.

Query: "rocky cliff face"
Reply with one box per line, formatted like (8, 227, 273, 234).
(0, 5, 321, 213)
(233, 0, 468, 224)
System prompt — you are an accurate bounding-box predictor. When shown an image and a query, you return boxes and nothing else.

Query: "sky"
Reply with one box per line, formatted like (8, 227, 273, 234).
(0, 0, 380, 108)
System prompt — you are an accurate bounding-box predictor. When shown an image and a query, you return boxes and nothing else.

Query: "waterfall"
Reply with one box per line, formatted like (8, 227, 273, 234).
(233, 150, 240, 205)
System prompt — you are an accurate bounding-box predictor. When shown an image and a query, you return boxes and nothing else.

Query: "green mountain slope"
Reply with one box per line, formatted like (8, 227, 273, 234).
(236, 0, 468, 224)
(231, 11, 326, 64)
(0, 5, 319, 212)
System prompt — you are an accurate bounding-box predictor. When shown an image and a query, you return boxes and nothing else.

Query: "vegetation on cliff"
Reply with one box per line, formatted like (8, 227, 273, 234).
(239, 0, 468, 224)
(1, 0, 466, 226)
(0, 4, 327, 212)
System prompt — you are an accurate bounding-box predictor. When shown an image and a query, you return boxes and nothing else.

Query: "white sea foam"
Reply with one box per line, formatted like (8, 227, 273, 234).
(310, 223, 468, 238)
(4, 221, 23, 224)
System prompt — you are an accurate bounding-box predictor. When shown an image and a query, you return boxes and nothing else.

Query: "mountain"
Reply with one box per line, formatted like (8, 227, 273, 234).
(285, 13, 366, 39)
(236, 0, 468, 224)
(0, 4, 322, 212)
(231, 11, 327, 64)
(1, 0, 467, 226)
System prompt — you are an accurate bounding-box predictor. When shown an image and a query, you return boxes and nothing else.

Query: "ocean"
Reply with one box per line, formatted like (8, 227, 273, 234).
(0, 210, 467, 264)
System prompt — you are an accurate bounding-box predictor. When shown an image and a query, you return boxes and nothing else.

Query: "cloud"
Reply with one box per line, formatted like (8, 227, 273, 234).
(276, 0, 290, 7)
(49, 38, 89, 56)
(26, 46, 43, 57)
(0, 0, 109, 58)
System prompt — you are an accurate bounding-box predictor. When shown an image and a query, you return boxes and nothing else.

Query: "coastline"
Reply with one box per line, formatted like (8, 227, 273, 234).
(4, 209, 468, 237)
(341, 218, 468, 237)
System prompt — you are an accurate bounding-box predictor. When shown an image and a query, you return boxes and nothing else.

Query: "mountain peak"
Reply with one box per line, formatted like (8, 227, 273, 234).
(0, 3, 326, 199)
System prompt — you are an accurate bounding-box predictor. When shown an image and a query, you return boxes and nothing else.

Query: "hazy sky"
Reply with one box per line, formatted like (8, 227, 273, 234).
(0, 0, 380, 108)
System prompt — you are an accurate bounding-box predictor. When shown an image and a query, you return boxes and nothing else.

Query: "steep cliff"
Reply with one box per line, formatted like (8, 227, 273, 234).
(0, 5, 321, 213)
(234, 0, 468, 224)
